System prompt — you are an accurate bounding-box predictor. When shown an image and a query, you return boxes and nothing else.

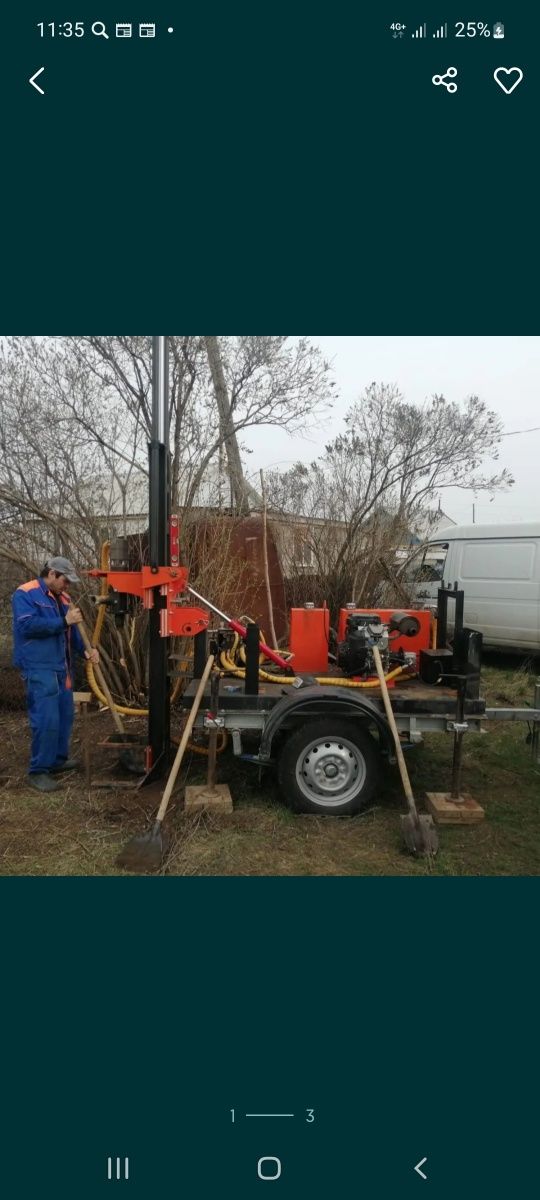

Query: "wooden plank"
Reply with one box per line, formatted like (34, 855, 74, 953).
(425, 791, 485, 824)
(184, 784, 233, 814)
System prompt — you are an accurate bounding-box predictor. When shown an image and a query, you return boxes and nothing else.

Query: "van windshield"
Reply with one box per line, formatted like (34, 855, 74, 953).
(413, 543, 449, 583)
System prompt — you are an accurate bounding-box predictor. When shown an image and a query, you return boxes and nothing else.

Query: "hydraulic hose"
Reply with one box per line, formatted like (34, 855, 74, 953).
(219, 646, 408, 689)
(85, 540, 149, 716)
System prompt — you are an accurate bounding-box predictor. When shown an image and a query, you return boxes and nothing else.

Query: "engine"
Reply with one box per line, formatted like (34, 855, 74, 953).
(337, 610, 421, 678)
(337, 614, 388, 676)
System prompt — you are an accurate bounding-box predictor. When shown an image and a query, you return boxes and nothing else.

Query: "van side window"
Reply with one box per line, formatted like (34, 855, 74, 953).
(461, 541, 536, 580)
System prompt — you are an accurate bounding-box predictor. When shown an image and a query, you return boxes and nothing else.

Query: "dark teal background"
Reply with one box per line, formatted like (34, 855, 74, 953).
(2, 882, 538, 1196)
(1, 5, 539, 1196)
(1, 4, 537, 330)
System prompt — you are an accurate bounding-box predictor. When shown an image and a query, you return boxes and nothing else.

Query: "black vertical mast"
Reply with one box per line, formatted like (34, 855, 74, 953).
(147, 336, 170, 771)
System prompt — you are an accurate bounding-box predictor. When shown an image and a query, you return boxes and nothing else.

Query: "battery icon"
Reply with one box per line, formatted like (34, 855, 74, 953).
(493, 22, 505, 38)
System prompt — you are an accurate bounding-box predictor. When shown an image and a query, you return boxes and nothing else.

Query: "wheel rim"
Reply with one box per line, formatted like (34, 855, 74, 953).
(295, 734, 367, 807)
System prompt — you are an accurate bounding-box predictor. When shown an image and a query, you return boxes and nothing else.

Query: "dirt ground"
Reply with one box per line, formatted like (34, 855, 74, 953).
(1, 661, 539, 877)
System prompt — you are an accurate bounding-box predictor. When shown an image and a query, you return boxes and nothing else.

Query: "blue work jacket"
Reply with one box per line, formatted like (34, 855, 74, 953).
(12, 577, 85, 675)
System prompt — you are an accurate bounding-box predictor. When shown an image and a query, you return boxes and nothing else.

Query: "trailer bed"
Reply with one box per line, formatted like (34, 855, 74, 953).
(180, 674, 487, 737)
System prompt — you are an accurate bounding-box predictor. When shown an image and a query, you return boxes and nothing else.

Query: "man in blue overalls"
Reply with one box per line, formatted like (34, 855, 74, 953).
(12, 557, 100, 793)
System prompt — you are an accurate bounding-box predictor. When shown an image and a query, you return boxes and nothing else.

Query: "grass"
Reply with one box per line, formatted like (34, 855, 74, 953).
(1, 656, 539, 876)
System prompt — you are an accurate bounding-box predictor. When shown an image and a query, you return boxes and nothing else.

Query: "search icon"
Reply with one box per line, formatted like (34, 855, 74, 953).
(91, 21, 109, 38)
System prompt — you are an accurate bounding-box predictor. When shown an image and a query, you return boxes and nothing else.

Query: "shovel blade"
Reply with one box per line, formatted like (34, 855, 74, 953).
(400, 812, 439, 857)
(116, 822, 169, 872)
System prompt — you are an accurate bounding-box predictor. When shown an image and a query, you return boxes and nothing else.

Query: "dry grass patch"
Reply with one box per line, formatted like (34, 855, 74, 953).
(1, 658, 539, 877)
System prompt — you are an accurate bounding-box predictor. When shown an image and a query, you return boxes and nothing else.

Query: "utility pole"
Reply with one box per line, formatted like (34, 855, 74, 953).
(472, 503, 475, 524)
(147, 336, 170, 774)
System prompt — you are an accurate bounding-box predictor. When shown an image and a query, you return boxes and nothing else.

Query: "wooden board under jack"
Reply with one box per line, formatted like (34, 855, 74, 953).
(425, 792, 485, 824)
(184, 784, 233, 814)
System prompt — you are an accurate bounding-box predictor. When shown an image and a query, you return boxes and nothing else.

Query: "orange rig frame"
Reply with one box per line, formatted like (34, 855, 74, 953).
(87, 567, 210, 639)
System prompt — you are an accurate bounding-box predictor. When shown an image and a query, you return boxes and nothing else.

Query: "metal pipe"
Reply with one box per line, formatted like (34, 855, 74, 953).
(149, 336, 169, 570)
(151, 336, 169, 447)
(187, 585, 229, 625)
(484, 707, 540, 722)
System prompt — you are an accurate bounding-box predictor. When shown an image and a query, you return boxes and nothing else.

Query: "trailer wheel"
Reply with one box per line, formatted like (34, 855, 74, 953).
(278, 718, 380, 815)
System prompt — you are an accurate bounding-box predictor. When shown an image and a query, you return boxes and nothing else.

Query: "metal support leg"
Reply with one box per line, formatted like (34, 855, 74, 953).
(450, 678, 467, 801)
(532, 678, 540, 765)
(207, 672, 220, 791)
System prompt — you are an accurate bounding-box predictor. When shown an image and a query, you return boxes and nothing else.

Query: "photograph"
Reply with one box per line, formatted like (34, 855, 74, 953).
(1, 334, 539, 876)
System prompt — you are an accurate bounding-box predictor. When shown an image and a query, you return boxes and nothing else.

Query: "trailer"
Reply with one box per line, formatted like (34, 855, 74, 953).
(177, 586, 540, 818)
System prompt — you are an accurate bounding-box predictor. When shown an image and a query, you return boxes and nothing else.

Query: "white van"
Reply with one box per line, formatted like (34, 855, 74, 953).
(411, 523, 540, 653)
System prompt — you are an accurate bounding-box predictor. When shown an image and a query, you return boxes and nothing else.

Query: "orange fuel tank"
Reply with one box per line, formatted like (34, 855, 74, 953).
(289, 606, 330, 673)
(337, 607, 432, 665)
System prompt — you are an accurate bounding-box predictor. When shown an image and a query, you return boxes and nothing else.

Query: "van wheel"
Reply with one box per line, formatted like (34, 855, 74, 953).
(277, 718, 380, 815)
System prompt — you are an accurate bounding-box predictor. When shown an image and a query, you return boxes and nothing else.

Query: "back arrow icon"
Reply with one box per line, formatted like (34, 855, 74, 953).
(29, 67, 45, 94)
(414, 1157, 428, 1180)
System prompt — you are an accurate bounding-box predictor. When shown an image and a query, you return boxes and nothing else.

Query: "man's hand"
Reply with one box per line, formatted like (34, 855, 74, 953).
(84, 648, 100, 665)
(65, 606, 83, 626)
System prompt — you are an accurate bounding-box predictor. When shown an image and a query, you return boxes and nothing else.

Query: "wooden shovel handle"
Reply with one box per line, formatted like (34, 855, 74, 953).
(75, 613, 125, 736)
(156, 654, 215, 824)
(372, 645, 417, 814)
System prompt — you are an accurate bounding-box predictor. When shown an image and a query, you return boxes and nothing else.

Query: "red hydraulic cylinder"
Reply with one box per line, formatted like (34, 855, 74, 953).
(187, 585, 293, 672)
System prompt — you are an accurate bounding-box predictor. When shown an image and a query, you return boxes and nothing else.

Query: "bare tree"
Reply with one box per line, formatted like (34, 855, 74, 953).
(204, 336, 258, 515)
(4, 336, 333, 516)
(268, 383, 514, 616)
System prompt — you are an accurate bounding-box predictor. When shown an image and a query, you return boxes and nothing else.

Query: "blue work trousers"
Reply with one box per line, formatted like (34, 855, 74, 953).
(24, 669, 74, 774)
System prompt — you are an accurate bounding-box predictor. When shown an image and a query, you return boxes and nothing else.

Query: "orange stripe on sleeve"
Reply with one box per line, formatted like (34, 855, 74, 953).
(17, 580, 41, 592)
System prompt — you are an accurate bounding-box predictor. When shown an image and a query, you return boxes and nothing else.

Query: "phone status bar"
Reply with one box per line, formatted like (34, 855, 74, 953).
(391, 20, 505, 39)
(36, 20, 175, 39)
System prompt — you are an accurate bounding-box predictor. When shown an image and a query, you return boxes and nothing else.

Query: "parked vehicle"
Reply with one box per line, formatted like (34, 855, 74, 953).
(411, 523, 540, 652)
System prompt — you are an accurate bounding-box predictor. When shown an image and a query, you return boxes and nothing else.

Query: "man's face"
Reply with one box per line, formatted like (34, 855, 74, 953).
(46, 571, 68, 596)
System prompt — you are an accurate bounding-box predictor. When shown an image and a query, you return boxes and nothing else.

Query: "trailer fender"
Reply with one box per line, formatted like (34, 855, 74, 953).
(258, 685, 393, 761)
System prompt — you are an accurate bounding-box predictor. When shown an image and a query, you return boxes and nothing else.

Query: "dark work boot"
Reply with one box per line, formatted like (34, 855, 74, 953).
(50, 758, 79, 773)
(28, 773, 61, 793)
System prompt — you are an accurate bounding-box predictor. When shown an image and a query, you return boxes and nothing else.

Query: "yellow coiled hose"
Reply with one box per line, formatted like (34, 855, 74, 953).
(221, 629, 410, 688)
(221, 648, 406, 688)
(84, 540, 148, 716)
(84, 542, 227, 754)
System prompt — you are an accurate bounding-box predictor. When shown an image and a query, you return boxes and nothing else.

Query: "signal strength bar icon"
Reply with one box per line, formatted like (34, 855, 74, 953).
(433, 23, 447, 38)
(412, 23, 427, 38)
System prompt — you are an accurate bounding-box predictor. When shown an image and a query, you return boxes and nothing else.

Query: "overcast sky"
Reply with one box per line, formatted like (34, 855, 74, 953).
(243, 336, 540, 526)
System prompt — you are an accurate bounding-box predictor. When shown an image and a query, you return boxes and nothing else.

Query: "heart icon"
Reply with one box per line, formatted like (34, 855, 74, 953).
(494, 66, 524, 94)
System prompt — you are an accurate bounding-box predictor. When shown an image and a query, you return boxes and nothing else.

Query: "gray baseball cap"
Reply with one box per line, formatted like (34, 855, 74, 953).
(46, 556, 81, 583)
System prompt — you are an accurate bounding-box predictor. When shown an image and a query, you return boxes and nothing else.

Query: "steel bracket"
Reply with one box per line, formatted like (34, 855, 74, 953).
(203, 713, 225, 729)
